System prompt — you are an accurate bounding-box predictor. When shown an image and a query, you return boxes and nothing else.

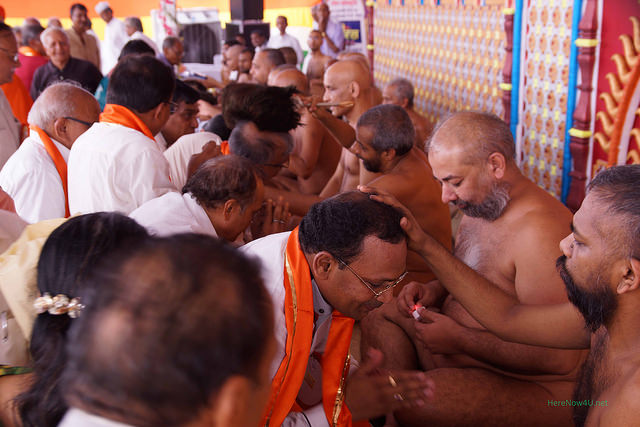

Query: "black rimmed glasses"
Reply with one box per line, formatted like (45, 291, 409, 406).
(335, 257, 408, 297)
(64, 117, 94, 128)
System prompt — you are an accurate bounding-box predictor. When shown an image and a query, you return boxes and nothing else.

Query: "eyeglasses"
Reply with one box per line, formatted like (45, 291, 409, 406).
(335, 257, 407, 297)
(64, 116, 94, 127)
(166, 101, 179, 114)
(0, 47, 19, 63)
(263, 158, 290, 169)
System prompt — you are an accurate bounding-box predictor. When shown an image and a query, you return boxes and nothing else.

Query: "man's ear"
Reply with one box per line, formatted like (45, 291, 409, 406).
(153, 102, 168, 120)
(350, 81, 360, 99)
(381, 148, 396, 162)
(209, 376, 253, 427)
(222, 199, 239, 221)
(486, 152, 507, 179)
(400, 97, 409, 109)
(311, 251, 336, 280)
(51, 118, 69, 143)
(616, 257, 640, 294)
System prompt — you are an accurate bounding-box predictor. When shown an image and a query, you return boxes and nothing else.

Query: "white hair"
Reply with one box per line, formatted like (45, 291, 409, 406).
(40, 26, 69, 44)
(28, 82, 92, 130)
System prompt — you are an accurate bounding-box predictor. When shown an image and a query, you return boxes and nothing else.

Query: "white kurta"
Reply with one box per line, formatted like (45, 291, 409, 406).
(267, 32, 304, 65)
(163, 131, 221, 191)
(241, 232, 333, 427)
(129, 191, 217, 237)
(68, 122, 176, 215)
(0, 130, 69, 223)
(101, 17, 128, 74)
(129, 31, 160, 56)
(59, 408, 134, 427)
(0, 91, 20, 170)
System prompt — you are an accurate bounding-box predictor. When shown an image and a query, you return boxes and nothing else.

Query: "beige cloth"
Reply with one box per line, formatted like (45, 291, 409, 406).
(65, 29, 101, 70)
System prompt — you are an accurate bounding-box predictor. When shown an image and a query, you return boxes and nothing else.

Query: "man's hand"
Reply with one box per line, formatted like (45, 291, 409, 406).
(251, 197, 291, 239)
(414, 308, 465, 355)
(396, 281, 444, 318)
(345, 349, 435, 421)
(358, 186, 430, 252)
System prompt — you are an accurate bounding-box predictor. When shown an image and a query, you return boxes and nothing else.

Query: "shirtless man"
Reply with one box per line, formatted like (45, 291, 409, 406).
(221, 43, 243, 85)
(361, 112, 586, 426)
(270, 68, 341, 195)
(236, 48, 254, 83)
(302, 30, 332, 97)
(383, 78, 433, 151)
(250, 48, 285, 85)
(352, 104, 450, 286)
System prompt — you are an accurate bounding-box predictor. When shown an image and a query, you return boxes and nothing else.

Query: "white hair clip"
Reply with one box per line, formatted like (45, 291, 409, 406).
(34, 293, 85, 318)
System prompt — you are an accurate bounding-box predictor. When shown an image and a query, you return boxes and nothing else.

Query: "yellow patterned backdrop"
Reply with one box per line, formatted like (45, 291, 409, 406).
(373, 2, 506, 125)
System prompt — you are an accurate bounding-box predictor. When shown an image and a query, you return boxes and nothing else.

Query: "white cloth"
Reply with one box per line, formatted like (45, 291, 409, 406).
(0, 130, 69, 223)
(130, 192, 217, 237)
(241, 232, 332, 427)
(59, 408, 134, 427)
(101, 17, 128, 74)
(302, 53, 311, 75)
(155, 131, 168, 151)
(313, 19, 344, 59)
(68, 122, 176, 215)
(163, 132, 221, 191)
(267, 32, 304, 65)
(129, 31, 160, 56)
(0, 91, 20, 170)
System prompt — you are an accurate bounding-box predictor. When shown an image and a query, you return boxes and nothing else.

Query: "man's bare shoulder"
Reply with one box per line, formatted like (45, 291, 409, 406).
(505, 181, 572, 236)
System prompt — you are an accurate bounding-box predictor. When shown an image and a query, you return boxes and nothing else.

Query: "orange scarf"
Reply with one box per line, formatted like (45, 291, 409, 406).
(99, 104, 155, 142)
(261, 228, 367, 427)
(29, 125, 69, 217)
(220, 140, 230, 155)
(18, 46, 41, 57)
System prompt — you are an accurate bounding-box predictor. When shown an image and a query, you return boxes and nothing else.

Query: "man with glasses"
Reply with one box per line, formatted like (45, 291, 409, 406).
(156, 80, 200, 150)
(0, 83, 100, 222)
(68, 54, 176, 214)
(0, 23, 22, 169)
(241, 191, 434, 426)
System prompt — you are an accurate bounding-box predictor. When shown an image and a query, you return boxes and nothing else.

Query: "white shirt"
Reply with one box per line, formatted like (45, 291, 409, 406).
(312, 19, 344, 58)
(0, 130, 69, 223)
(241, 232, 333, 427)
(68, 122, 176, 215)
(101, 18, 128, 74)
(59, 408, 134, 427)
(155, 131, 168, 151)
(130, 191, 217, 237)
(163, 131, 221, 191)
(130, 31, 160, 56)
(0, 91, 20, 170)
(267, 32, 303, 65)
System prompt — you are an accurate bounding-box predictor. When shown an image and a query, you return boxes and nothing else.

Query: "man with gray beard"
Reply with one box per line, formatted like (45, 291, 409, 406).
(361, 112, 587, 426)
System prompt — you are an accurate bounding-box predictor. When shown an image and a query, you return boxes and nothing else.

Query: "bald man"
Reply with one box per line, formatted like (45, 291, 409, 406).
(383, 78, 433, 151)
(221, 43, 243, 84)
(250, 48, 285, 85)
(362, 112, 586, 426)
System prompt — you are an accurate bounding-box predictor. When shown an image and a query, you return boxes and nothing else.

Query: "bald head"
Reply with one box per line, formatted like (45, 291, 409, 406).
(325, 59, 371, 91)
(428, 112, 515, 165)
(272, 68, 309, 95)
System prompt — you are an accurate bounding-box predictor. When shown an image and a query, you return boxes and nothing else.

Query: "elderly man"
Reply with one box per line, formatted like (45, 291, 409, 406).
(267, 16, 302, 65)
(311, 2, 344, 58)
(156, 80, 199, 150)
(131, 155, 264, 242)
(250, 48, 285, 85)
(65, 3, 100, 69)
(123, 16, 158, 55)
(95, 1, 127, 74)
(15, 24, 48, 91)
(31, 27, 102, 100)
(59, 234, 276, 427)
(241, 191, 434, 426)
(159, 36, 183, 75)
(0, 83, 100, 223)
(68, 55, 175, 214)
(361, 112, 586, 426)
(0, 23, 22, 169)
(383, 78, 433, 151)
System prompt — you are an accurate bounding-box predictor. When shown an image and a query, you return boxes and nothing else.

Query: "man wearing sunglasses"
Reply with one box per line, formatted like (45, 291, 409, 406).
(0, 23, 21, 169)
(241, 191, 434, 427)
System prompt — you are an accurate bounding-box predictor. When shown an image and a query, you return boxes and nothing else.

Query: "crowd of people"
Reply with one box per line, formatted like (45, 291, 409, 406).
(0, 1, 637, 426)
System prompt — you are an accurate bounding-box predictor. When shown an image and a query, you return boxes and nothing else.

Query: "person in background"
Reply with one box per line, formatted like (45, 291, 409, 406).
(267, 15, 302, 66)
(15, 24, 47, 92)
(311, 2, 344, 59)
(0, 23, 22, 169)
(65, 3, 100, 69)
(250, 29, 268, 52)
(156, 80, 200, 150)
(95, 1, 127, 75)
(123, 16, 158, 55)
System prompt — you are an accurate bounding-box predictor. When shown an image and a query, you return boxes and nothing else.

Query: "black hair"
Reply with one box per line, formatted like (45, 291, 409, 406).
(228, 120, 293, 164)
(117, 39, 155, 61)
(106, 55, 175, 113)
(357, 104, 415, 156)
(261, 48, 286, 68)
(202, 114, 231, 140)
(298, 191, 406, 263)
(21, 24, 44, 47)
(173, 79, 200, 105)
(69, 3, 87, 16)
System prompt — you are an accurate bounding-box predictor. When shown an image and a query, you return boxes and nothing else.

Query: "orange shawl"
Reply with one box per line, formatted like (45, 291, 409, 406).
(29, 125, 69, 217)
(100, 104, 155, 141)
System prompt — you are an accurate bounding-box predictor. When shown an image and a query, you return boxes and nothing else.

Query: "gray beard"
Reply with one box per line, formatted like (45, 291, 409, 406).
(455, 181, 511, 221)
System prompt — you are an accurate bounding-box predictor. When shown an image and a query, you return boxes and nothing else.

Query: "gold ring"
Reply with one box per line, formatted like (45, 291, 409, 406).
(393, 392, 404, 401)
(388, 375, 398, 387)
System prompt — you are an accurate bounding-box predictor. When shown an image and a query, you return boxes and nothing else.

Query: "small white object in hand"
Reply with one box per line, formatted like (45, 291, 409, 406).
(412, 304, 422, 320)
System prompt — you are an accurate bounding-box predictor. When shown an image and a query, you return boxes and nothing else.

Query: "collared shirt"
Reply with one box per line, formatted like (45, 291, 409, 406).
(59, 408, 134, 427)
(101, 17, 128, 74)
(0, 91, 20, 169)
(65, 28, 101, 69)
(130, 31, 159, 56)
(267, 32, 304, 65)
(68, 121, 176, 215)
(30, 58, 102, 100)
(129, 192, 217, 237)
(313, 19, 345, 58)
(0, 130, 69, 223)
(157, 53, 176, 77)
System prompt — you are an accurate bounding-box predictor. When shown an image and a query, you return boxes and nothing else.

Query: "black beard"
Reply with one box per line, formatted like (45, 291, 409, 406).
(556, 255, 617, 332)
(362, 157, 382, 173)
(454, 181, 510, 221)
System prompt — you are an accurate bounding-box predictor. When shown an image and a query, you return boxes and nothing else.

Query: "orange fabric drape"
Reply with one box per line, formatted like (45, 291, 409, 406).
(18, 46, 39, 57)
(29, 125, 70, 217)
(100, 104, 155, 141)
(1, 74, 32, 128)
(261, 228, 366, 427)
(220, 140, 230, 155)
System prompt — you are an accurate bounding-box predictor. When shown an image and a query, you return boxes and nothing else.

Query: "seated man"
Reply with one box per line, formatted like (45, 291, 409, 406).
(382, 78, 433, 151)
(31, 27, 102, 100)
(302, 30, 333, 97)
(59, 234, 276, 427)
(221, 43, 243, 84)
(361, 112, 586, 426)
(0, 83, 100, 223)
(130, 155, 264, 243)
(236, 47, 254, 83)
(250, 48, 285, 85)
(68, 55, 176, 214)
(158, 36, 183, 75)
(241, 191, 434, 426)
(156, 80, 199, 150)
